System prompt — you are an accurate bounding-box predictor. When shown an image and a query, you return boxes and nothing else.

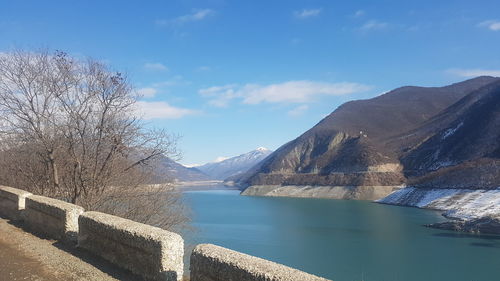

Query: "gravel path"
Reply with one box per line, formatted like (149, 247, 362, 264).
(0, 218, 140, 281)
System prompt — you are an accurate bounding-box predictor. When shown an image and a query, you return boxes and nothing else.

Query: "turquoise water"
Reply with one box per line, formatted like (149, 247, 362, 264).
(181, 189, 500, 281)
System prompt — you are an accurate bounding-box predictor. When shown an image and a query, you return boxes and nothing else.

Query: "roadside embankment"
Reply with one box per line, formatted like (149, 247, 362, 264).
(0, 186, 185, 281)
(0, 217, 134, 281)
(0, 184, 332, 280)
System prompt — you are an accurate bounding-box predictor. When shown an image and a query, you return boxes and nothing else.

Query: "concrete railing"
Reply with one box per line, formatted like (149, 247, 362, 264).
(78, 211, 184, 281)
(190, 244, 331, 281)
(0, 185, 331, 281)
(24, 195, 84, 242)
(0, 186, 32, 221)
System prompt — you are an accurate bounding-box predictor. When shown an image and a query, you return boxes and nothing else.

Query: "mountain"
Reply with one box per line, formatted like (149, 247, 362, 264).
(155, 157, 212, 182)
(151, 147, 273, 183)
(401, 79, 500, 188)
(235, 76, 500, 199)
(196, 147, 272, 180)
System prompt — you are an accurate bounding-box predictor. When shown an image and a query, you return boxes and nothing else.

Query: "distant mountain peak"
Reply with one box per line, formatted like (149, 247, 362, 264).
(197, 147, 273, 180)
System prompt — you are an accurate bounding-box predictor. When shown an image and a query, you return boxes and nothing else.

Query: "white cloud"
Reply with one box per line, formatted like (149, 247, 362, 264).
(144, 62, 168, 71)
(288, 105, 309, 117)
(157, 9, 214, 26)
(294, 9, 322, 19)
(199, 80, 370, 106)
(242, 81, 370, 104)
(478, 20, 500, 31)
(152, 75, 188, 87)
(447, 68, 500, 78)
(135, 101, 198, 120)
(155, 19, 169, 25)
(196, 66, 211, 72)
(136, 87, 158, 98)
(354, 10, 365, 18)
(199, 84, 238, 107)
(360, 20, 388, 31)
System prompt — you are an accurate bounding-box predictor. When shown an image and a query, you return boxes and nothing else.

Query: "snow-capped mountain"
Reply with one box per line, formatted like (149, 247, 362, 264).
(197, 147, 272, 180)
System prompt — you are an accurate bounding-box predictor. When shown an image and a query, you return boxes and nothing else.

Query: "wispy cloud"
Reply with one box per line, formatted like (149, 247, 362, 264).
(294, 9, 322, 19)
(478, 20, 500, 31)
(288, 105, 309, 117)
(136, 76, 189, 99)
(144, 62, 168, 71)
(136, 87, 157, 98)
(242, 81, 370, 104)
(199, 80, 370, 107)
(447, 68, 500, 78)
(199, 84, 238, 107)
(152, 75, 189, 87)
(135, 101, 198, 120)
(353, 10, 365, 18)
(156, 9, 214, 26)
(360, 20, 388, 31)
(196, 66, 211, 72)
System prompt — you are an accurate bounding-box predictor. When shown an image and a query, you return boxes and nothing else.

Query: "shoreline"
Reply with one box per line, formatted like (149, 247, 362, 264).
(175, 180, 240, 192)
(377, 186, 500, 235)
(238, 184, 500, 235)
(240, 184, 402, 201)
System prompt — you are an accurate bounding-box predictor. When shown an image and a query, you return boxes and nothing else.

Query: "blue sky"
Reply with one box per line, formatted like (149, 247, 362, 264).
(1, 0, 499, 165)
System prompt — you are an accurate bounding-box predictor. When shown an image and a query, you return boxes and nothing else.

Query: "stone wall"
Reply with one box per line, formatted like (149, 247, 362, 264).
(0, 185, 331, 281)
(0, 186, 32, 221)
(24, 195, 84, 242)
(78, 211, 184, 281)
(190, 244, 331, 281)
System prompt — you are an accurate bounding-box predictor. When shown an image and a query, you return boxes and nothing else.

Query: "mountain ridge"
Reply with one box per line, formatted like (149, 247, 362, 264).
(235, 76, 500, 199)
(154, 148, 273, 182)
(197, 147, 272, 180)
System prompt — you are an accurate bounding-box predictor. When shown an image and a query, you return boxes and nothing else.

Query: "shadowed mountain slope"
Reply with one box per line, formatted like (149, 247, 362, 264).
(155, 157, 212, 182)
(235, 76, 500, 197)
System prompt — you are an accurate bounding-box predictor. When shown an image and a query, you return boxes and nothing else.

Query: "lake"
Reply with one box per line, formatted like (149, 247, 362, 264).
(181, 188, 500, 281)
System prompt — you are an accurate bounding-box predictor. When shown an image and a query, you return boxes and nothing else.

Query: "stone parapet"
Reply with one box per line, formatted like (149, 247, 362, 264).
(24, 195, 84, 242)
(190, 244, 330, 281)
(0, 186, 32, 221)
(78, 211, 184, 281)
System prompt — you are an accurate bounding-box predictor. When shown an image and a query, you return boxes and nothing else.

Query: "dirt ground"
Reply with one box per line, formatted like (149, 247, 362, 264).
(0, 217, 140, 281)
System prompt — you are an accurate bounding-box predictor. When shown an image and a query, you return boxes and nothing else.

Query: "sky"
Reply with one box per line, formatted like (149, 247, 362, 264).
(1, 0, 499, 166)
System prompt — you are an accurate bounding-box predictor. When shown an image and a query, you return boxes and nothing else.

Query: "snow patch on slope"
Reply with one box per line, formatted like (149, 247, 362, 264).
(378, 187, 500, 220)
(442, 121, 463, 140)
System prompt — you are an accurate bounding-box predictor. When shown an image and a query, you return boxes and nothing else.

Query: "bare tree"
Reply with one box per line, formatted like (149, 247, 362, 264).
(0, 49, 187, 231)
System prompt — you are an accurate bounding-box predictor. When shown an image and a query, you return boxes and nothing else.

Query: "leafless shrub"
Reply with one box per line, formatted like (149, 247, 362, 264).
(0, 49, 188, 231)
